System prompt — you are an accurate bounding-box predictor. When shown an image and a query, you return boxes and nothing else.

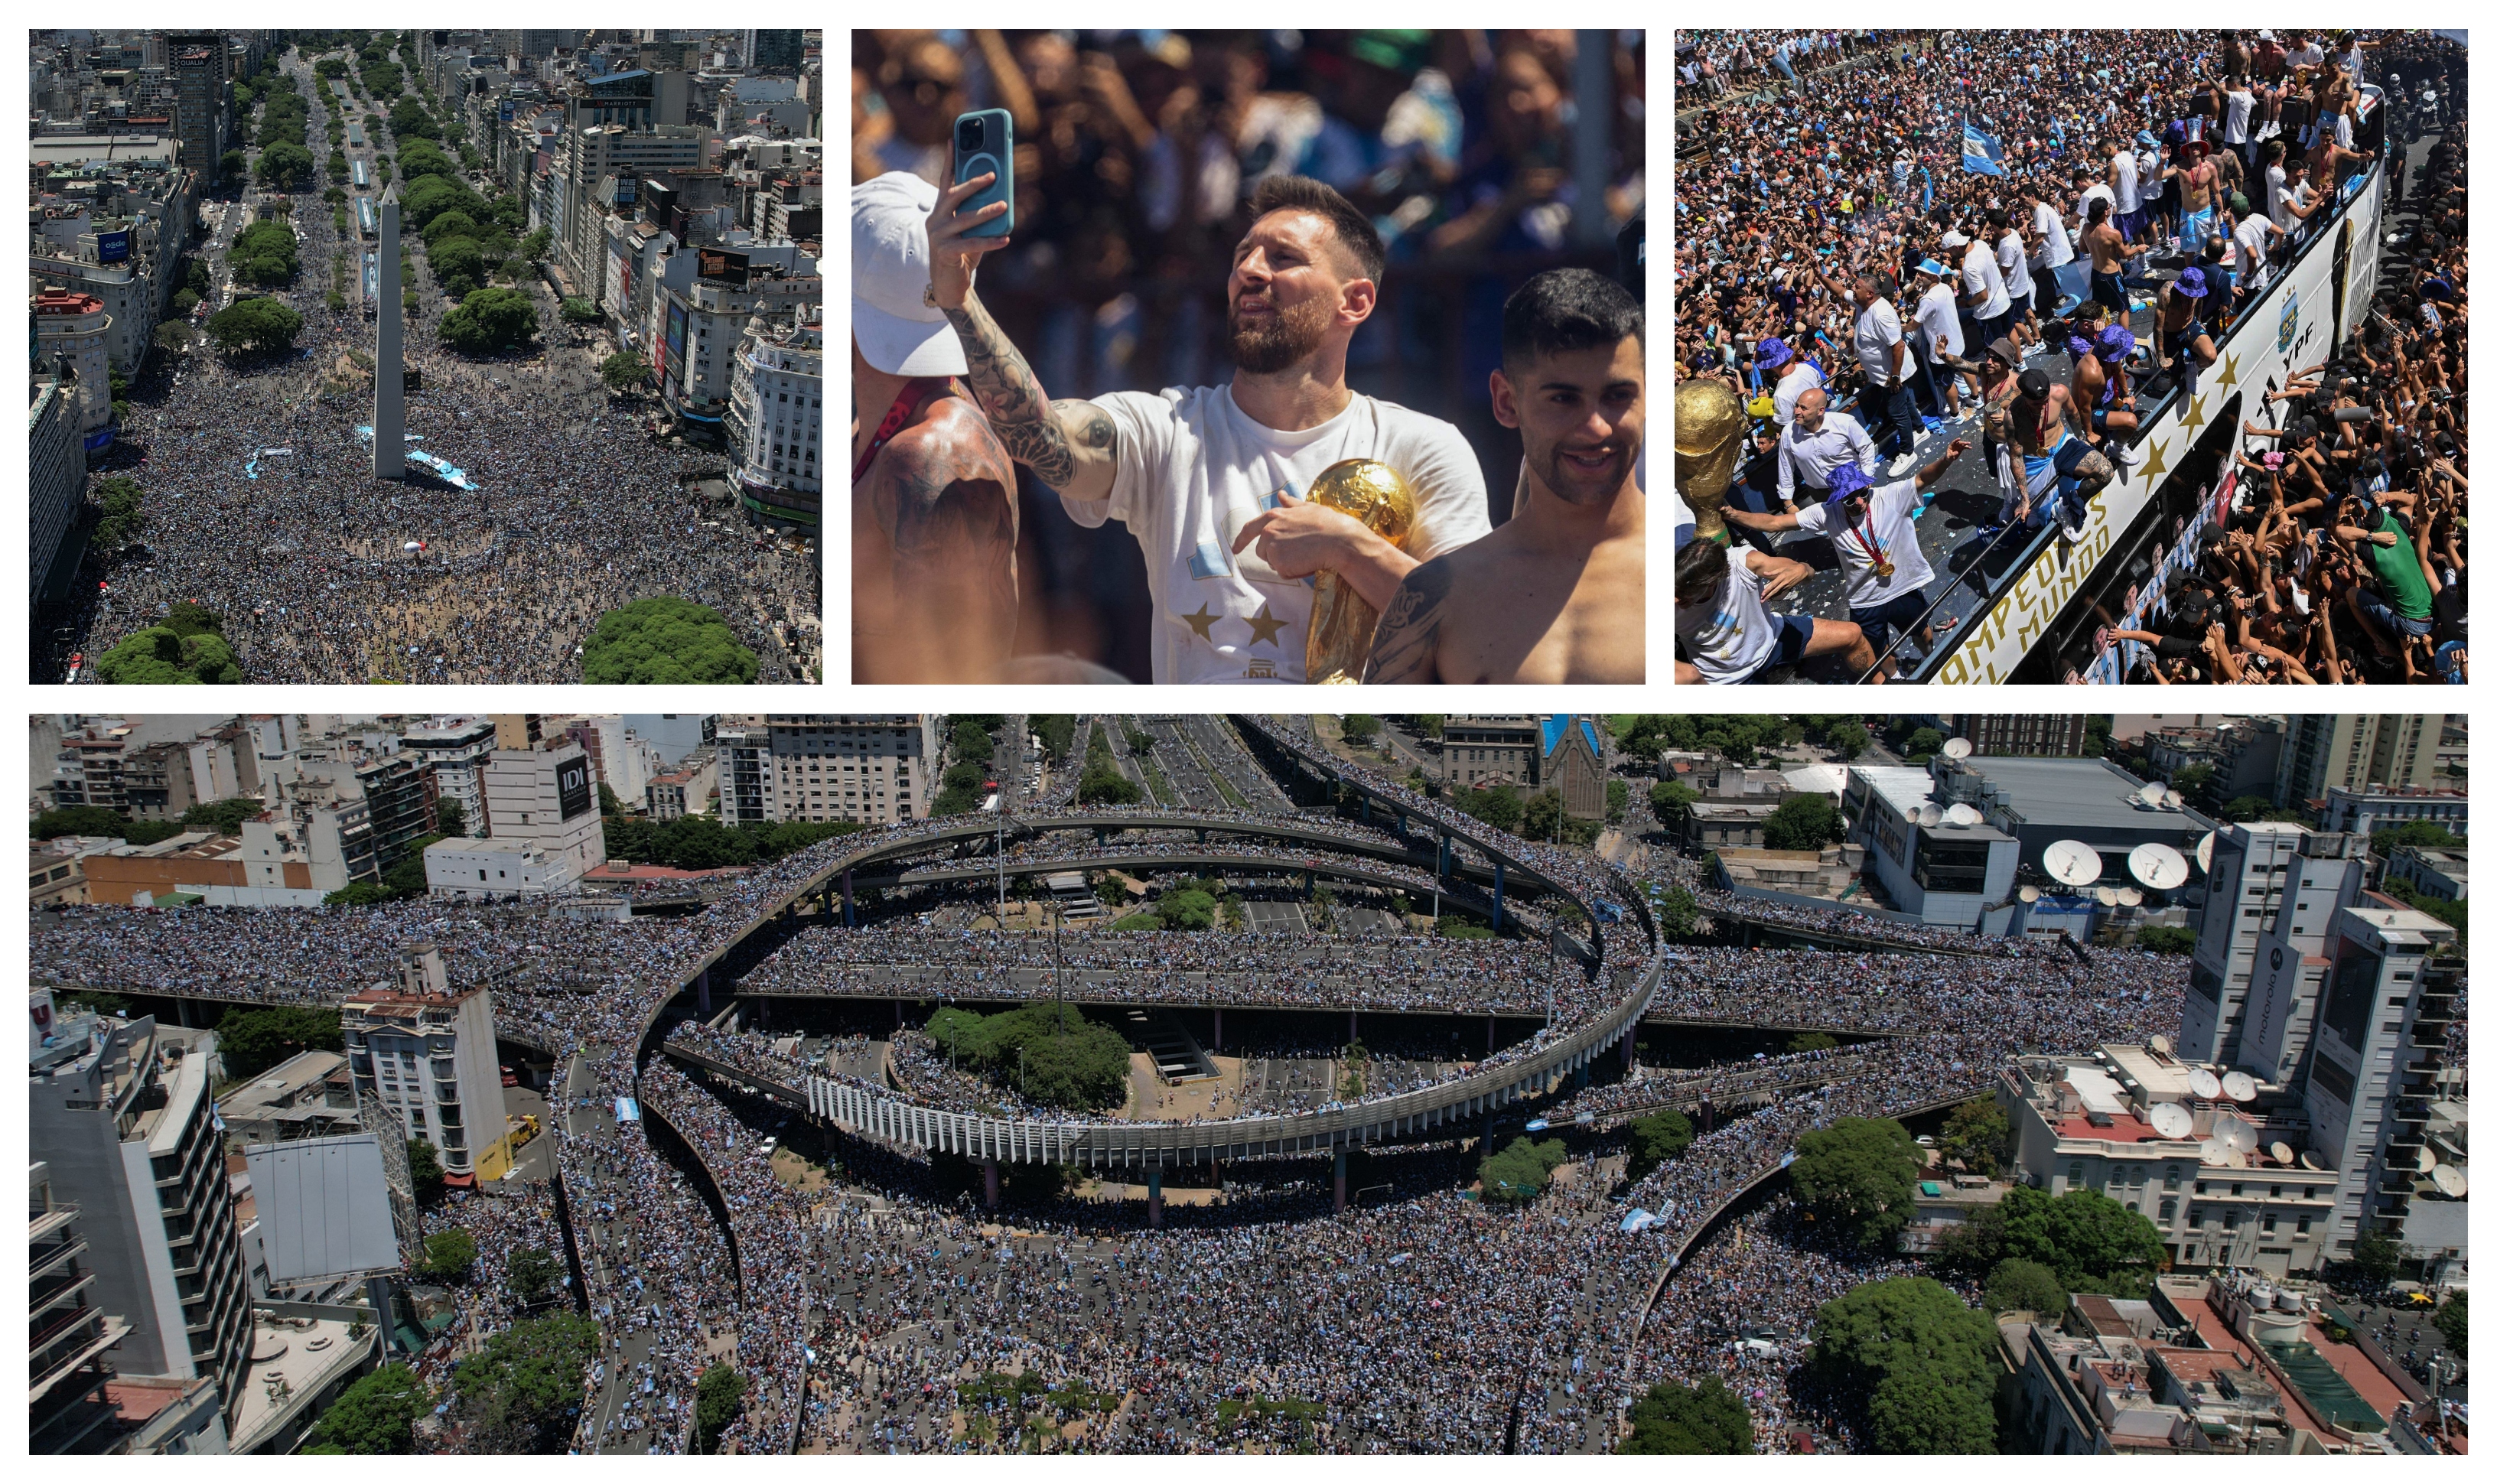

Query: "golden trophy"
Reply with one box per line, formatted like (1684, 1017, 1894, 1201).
(1302, 457, 1418, 684)
(1675, 377, 1746, 545)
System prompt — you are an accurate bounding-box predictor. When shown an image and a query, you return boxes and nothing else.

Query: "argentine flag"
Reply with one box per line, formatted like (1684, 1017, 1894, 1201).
(1961, 116, 2007, 175)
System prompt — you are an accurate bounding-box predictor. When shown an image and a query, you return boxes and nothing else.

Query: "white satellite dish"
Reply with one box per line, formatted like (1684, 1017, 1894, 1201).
(2018, 884, 2040, 904)
(2149, 1103, 2193, 1140)
(2130, 843, 2190, 890)
(1943, 737, 1974, 760)
(2199, 1137, 2228, 1165)
(2215, 1113, 2260, 1154)
(2195, 832, 2215, 874)
(2221, 1071, 2258, 1103)
(1917, 804, 1944, 829)
(2095, 885, 2119, 906)
(2139, 781, 2169, 805)
(2299, 1151, 2325, 1171)
(2188, 1068, 2225, 1101)
(2117, 886, 2144, 907)
(2430, 1166, 2467, 1198)
(2044, 840, 2102, 887)
(2150, 1033, 2172, 1057)
(2416, 1147, 2437, 1173)
(1945, 803, 1983, 828)
(2268, 1142, 2295, 1167)
(2222, 1147, 2248, 1170)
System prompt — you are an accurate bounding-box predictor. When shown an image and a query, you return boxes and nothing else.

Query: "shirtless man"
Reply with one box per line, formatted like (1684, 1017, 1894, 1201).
(2157, 266, 2221, 397)
(1364, 268, 1645, 682)
(2068, 320, 2140, 444)
(2082, 197, 2147, 316)
(1995, 366, 2114, 539)
(851, 172, 1020, 682)
(2167, 141, 2222, 255)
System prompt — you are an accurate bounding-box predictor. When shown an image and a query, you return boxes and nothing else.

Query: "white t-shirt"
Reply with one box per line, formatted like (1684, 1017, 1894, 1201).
(2233, 213, 2277, 272)
(1070, 386, 1491, 684)
(1675, 549, 1779, 683)
(1851, 298, 1916, 387)
(2078, 182, 2117, 233)
(2033, 200, 2075, 268)
(1771, 362, 1825, 427)
(2111, 150, 2141, 213)
(1961, 245, 2009, 319)
(1793, 476, 1937, 607)
(2223, 88, 2255, 144)
(1915, 281, 1964, 358)
(1996, 229, 2035, 298)
(2266, 163, 2293, 221)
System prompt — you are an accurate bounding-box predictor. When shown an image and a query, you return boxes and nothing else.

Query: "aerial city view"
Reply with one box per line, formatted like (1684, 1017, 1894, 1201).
(30, 30, 823, 685)
(1672, 29, 2466, 685)
(29, 712, 2467, 1454)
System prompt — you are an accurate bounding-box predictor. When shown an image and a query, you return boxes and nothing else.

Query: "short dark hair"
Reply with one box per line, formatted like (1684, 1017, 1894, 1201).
(1246, 175, 1386, 287)
(1674, 535, 1729, 597)
(1501, 268, 1643, 367)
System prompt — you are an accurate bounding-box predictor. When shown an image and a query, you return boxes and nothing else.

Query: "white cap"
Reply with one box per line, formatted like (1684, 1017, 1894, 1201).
(852, 171, 966, 376)
(1940, 229, 1971, 249)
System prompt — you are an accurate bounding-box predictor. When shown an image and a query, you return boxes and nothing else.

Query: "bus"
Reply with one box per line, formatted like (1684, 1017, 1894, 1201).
(351, 157, 369, 190)
(356, 197, 376, 238)
(346, 122, 365, 148)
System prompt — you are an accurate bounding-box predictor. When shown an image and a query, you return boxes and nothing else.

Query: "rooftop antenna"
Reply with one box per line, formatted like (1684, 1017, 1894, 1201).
(2430, 1166, 2467, 1198)
(2221, 1070, 2258, 1102)
(1944, 803, 1982, 828)
(2116, 886, 2144, 907)
(2195, 831, 2216, 874)
(2095, 885, 2119, 906)
(1942, 737, 1974, 760)
(2188, 1067, 2225, 1101)
(2044, 840, 2102, 888)
(2017, 884, 2040, 904)
(2149, 1033, 2172, 1057)
(1916, 804, 1944, 829)
(2149, 1102, 2194, 1140)
(2138, 781, 2169, 807)
(2130, 843, 2190, 890)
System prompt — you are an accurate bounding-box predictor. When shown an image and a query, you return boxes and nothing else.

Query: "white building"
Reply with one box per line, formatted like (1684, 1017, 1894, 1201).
(2300, 905, 2460, 1262)
(2180, 825, 2366, 1069)
(726, 310, 821, 522)
(715, 714, 933, 826)
(340, 948, 506, 1182)
(480, 740, 606, 879)
(399, 715, 498, 838)
(34, 285, 113, 434)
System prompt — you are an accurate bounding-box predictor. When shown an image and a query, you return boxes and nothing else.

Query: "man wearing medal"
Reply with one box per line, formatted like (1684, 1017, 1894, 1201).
(1719, 438, 1970, 679)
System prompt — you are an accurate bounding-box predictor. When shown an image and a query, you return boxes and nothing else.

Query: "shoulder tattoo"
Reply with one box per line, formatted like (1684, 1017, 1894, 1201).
(1362, 558, 1454, 683)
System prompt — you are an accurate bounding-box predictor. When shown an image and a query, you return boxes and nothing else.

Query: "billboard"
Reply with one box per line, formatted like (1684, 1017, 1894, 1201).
(557, 753, 592, 820)
(663, 299, 687, 382)
(96, 229, 132, 263)
(245, 1134, 402, 1282)
(698, 247, 750, 287)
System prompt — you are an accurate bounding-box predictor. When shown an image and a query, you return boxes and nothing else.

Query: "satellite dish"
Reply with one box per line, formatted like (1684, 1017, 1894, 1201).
(2139, 782, 2169, 805)
(2416, 1147, 2437, 1173)
(2199, 1137, 2228, 1165)
(2130, 844, 2190, 890)
(2222, 1147, 2248, 1170)
(1945, 803, 1983, 828)
(2430, 1166, 2467, 1198)
(2215, 1114, 2260, 1153)
(2299, 1151, 2325, 1171)
(1943, 737, 1974, 760)
(2044, 840, 2102, 887)
(2117, 887, 2144, 907)
(2188, 1068, 2225, 1100)
(2150, 1033, 2172, 1057)
(2150, 1103, 2194, 1140)
(2195, 832, 2215, 874)
(2018, 884, 2041, 904)
(2222, 1071, 2258, 1102)
(2268, 1142, 2295, 1167)
(2095, 886, 2119, 906)
(1917, 804, 1944, 829)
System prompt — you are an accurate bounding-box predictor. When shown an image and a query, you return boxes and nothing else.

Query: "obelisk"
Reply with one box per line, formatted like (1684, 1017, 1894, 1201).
(373, 186, 404, 477)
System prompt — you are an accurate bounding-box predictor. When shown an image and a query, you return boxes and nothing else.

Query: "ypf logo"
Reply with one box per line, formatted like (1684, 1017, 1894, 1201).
(2276, 288, 2299, 355)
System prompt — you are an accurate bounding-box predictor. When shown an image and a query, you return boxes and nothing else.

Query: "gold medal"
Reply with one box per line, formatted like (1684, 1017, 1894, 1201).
(1874, 560, 1895, 578)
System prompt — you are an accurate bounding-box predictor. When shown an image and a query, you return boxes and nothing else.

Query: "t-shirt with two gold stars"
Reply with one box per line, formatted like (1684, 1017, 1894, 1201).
(1066, 384, 1492, 683)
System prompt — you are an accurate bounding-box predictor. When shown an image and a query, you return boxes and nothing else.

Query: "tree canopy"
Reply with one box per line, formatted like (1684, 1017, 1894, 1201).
(508, 1248, 560, 1307)
(1937, 1098, 2010, 1177)
(1621, 1375, 1752, 1453)
(1984, 1258, 2069, 1316)
(35, 805, 182, 845)
(256, 141, 315, 190)
(920, 1004, 1133, 1112)
(1478, 1134, 1568, 1204)
(1626, 1110, 1695, 1177)
(449, 1310, 598, 1453)
(216, 1004, 343, 1081)
(437, 286, 539, 355)
(694, 1364, 747, 1453)
(601, 350, 652, 393)
(1995, 1185, 2167, 1296)
(581, 597, 758, 684)
(1763, 792, 1844, 851)
(95, 626, 243, 685)
(1812, 1277, 1999, 1453)
(207, 295, 304, 357)
(1789, 1117, 1922, 1249)
(406, 1137, 444, 1203)
(418, 1227, 477, 1282)
(230, 220, 301, 285)
(304, 1362, 428, 1453)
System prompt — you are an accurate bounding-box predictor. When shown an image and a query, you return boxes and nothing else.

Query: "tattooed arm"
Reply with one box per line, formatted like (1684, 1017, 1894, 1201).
(1361, 555, 1454, 683)
(923, 160, 1119, 502)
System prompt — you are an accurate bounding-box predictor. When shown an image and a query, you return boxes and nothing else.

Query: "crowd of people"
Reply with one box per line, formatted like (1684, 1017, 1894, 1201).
(1670, 29, 2466, 686)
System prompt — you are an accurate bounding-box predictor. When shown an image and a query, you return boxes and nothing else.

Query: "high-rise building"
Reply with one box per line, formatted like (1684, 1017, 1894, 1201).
(2272, 714, 2443, 813)
(31, 1010, 252, 1424)
(399, 716, 497, 838)
(34, 287, 114, 435)
(340, 948, 505, 1182)
(2180, 824, 2365, 1067)
(2300, 905, 2459, 1261)
(30, 1157, 130, 1452)
(712, 715, 933, 825)
(1945, 714, 2087, 757)
(480, 739, 605, 878)
(31, 380, 89, 607)
(724, 311, 821, 524)
(163, 34, 226, 177)
(747, 30, 805, 70)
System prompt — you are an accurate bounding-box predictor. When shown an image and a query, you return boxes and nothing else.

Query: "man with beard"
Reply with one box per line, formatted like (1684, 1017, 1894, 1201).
(922, 168, 1489, 683)
(1362, 269, 1645, 682)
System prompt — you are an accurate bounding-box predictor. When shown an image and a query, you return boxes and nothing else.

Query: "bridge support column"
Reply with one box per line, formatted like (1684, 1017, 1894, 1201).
(1147, 1169, 1163, 1229)
(1493, 861, 1506, 931)
(1348, 1010, 1358, 1043)
(1302, 868, 1314, 898)
(174, 997, 193, 1029)
(1361, 796, 1371, 825)
(1622, 1032, 1636, 1072)
(1212, 1008, 1222, 1053)
(982, 1159, 1000, 1208)
(842, 871, 856, 926)
(696, 970, 711, 1016)
(895, 998, 904, 1028)
(1333, 1150, 1347, 1215)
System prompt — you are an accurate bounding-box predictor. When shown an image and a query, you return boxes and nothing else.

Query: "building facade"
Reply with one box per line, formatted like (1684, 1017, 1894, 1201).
(2273, 714, 2443, 812)
(340, 949, 505, 1182)
(2180, 824, 2365, 1069)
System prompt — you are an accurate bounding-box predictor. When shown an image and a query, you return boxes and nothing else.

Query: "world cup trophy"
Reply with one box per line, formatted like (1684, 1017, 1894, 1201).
(1675, 378, 1746, 545)
(1303, 457, 1418, 684)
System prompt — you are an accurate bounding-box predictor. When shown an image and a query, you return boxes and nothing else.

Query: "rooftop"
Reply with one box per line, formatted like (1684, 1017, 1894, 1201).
(226, 1312, 377, 1453)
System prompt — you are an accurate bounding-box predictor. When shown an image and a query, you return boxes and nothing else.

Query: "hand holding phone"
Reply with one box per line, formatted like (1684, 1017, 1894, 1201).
(952, 109, 1014, 239)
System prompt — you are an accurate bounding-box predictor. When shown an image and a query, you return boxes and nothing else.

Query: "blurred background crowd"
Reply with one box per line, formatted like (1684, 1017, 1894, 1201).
(854, 29, 1646, 681)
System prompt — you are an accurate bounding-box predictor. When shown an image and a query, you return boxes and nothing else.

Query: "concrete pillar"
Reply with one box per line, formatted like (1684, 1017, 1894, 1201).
(842, 870, 856, 926)
(366, 1275, 399, 1354)
(1493, 861, 1506, 930)
(1148, 1169, 1163, 1229)
(895, 998, 904, 1027)
(1212, 1008, 1222, 1053)
(982, 1160, 1000, 1208)
(1349, 1010, 1359, 1043)
(1333, 1150, 1348, 1214)
(1361, 796, 1372, 825)
(1622, 1032, 1636, 1072)
(695, 968, 711, 1016)
(1486, 1016, 1496, 1057)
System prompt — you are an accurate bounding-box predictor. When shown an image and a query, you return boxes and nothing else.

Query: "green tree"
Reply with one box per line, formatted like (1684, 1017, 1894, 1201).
(304, 1362, 427, 1453)
(2347, 1226, 2402, 1287)
(581, 597, 759, 684)
(507, 1248, 560, 1307)
(1996, 1185, 2167, 1295)
(1984, 1258, 2069, 1316)
(1076, 765, 1141, 807)
(95, 626, 243, 685)
(1621, 1375, 1752, 1453)
(219, 147, 249, 181)
(2370, 822, 2460, 855)
(36, 805, 175, 843)
(406, 1138, 444, 1203)
(2433, 1293, 2466, 1359)
(381, 835, 439, 899)
(436, 285, 539, 353)
(1789, 1031, 1838, 1053)
(1152, 887, 1219, 930)
(2135, 926, 2196, 955)
(428, 236, 485, 298)
(214, 1006, 344, 1080)
(326, 882, 392, 906)
(1606, 779, 1629, 825)
(1789, 1117, 1922, 1249)
(2172, 763, 2219, 812)
(229, 220, 302, 285)
(693, 1363, 747, 1453)
(437, 797, 466, 835)
(1626, 1111, 1694, 1177)
(1655, 885, 1701, 944)
(171, 288, 201, 317)
(1812, 1277, 1998, 1453)
(1649, 779, 1698, 827)
(418, 1227, 477, 1282)
(1825, 721, 1870, 760)
(2222, 795, 2295, 823)
(1937, 1098, 2010, 1176)
(1903, 727, 1947, 762)
(92, 474, 147, 549)
(206, 295, 304, 356)
(181, 796, 264, 835)
(520, 226, 553, 262)
(1478, 1134, 1568, 1203)
(256, 141, 315, 189)
(1763, 793, 1844, 852)
(449, 1310, 598, 1453)
(951, 719, 997, 765)
(1339, 714, 1380, 743)
(559, 295, 601, 323)
(1454, 783, 1524, 833)
(600, 350, 652, 393)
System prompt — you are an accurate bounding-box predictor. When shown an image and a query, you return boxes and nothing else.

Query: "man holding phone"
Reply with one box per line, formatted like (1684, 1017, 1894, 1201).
(923, 144, 1491, 684)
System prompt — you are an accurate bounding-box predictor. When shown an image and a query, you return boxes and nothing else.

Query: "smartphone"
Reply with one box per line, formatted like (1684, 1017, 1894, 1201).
(953, 109, 1014, 239)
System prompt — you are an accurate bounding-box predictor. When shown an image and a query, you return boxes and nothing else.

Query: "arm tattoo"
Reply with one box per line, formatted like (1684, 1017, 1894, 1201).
(1362, 558, 1453, 683)
(940, 292, 1078, 486)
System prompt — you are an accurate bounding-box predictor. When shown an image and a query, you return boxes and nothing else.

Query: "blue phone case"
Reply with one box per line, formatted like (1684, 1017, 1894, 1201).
(955, 109, 1014, 239)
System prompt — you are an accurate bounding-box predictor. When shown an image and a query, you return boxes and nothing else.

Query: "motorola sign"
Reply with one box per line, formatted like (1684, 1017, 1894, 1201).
(558, 756, 593, 819)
